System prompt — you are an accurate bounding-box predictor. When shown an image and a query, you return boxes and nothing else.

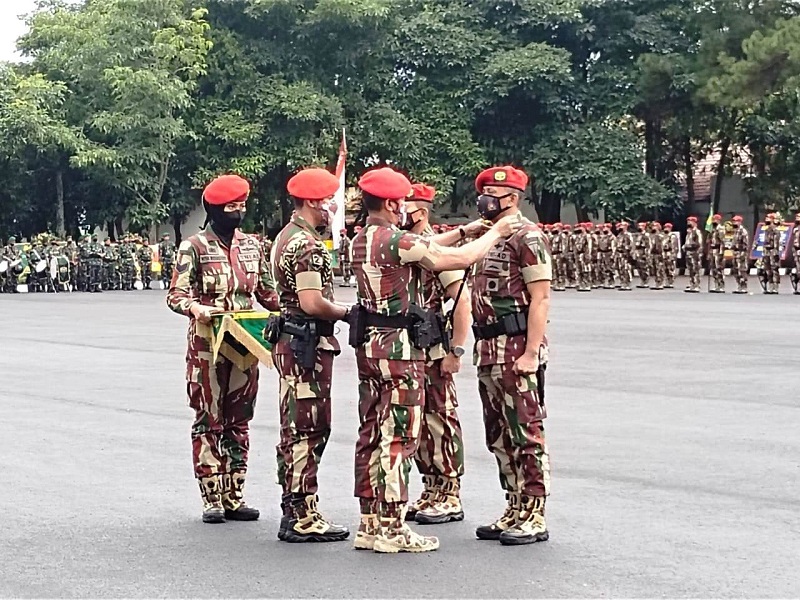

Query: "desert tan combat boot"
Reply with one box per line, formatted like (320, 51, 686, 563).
(415, 476, 464, 525)
(475, 491, 520, 540)
(282, 494, 350, 543)
(353, 512, 379, 550)
(373, 503, 439, 554)
(198, 475, 226, 524)
(405, 474, 438, 521)
(499, 495, 549, 545)
(221, 470, 260, 521)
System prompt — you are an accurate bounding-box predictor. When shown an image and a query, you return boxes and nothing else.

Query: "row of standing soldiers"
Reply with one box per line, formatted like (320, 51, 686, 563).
(543, 221, 681, 292)
(0, 233, 177, 293)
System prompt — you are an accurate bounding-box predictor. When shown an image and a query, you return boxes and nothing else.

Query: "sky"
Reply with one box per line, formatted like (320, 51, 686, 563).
(0, 0, 37, 62)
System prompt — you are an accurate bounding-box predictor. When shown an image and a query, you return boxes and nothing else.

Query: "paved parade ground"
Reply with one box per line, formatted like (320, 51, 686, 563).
(1, 281, 799, 598)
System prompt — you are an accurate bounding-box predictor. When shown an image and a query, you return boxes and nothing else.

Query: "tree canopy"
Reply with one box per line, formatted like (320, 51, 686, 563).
(2, 0, 800, 240)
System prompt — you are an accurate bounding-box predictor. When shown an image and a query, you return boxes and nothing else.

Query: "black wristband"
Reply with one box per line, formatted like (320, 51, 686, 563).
(459, 226, 466, 239)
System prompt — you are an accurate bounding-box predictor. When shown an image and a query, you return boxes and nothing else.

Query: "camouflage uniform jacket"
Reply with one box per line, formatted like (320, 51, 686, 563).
(617, 232, 634, 256)
(159, 241, 176, 262)
(167, 228, 278, 320)
(793, 224, 800, 249)
(272, 214, 339, 354)
(573, 232, 589, 254)
(597, 232, 614, 253)
(351, 215, 442, 361)
(470, 216, 552, 367)
(733, 227, 750, 252)
(337, 235, 351, 262)
(763, 227, 781, 257)
(711, 225, 726, 255)
(635, 231, 651, 255)
(684, 228, 702, 251)
(550, 232, 564, 254)
(119, 243, 135, 263)
(137, 244, 153, 265)
(663, 232, 679, 256)
(419, 225, 464, 361)
(649, 232, 664, 255)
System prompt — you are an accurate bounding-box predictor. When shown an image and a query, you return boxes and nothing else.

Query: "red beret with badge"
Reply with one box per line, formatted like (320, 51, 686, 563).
(358, 167, 412, 199)
(474, 166, 529, 193)
(287, 168, 339, 201)
(203, 174, 250, 206)
(410, 183, 436, 203)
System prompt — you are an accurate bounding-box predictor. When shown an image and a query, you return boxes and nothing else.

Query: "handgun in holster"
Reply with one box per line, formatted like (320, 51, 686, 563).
(263, 314, 285, 344)
(347, 304, 368, 348)
(283, 320, 318, 370)
(407, 304, 443, 350)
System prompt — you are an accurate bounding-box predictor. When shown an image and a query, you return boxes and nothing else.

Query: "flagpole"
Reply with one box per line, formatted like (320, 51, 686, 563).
(332, 127, 347, 250)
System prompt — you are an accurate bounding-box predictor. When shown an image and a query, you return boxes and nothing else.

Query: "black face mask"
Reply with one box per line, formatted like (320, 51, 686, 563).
(204, 201, 245, 245)
(399, 209, 423, 231)
(477, 193, 513, 221)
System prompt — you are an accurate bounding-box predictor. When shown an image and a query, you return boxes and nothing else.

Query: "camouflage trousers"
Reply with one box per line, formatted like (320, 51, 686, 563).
(649, 253, 665, 287)
(576, 254, 591, 289)
(763, 253, 781, 289)
(637, 254, 650, 285)
(686, 250, 701, 289)
(340, 260, 352, 284)
(564, 254, 576, 287)
(162, 261, 174, 285)
(711, 251, 725, 290)
(617, 254, 633, 287)
(354, 353, 424, 504)
(664, 255, 676, 286)
(553, 254, 566, 289)
(733, 251, 749, 289)
(186, 335, 258, 479)
(275, 349, 334, 495)
(477, 363, 550, 497)
(599, 252, 615, 287)
(414, 357, 464, 478)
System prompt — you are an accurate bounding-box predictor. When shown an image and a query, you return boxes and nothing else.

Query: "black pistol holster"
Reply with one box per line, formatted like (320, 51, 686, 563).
(472, 309, 528, 341)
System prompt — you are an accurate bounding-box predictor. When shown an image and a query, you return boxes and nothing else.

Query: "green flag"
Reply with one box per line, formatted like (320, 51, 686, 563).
(704, 204, 714, 232)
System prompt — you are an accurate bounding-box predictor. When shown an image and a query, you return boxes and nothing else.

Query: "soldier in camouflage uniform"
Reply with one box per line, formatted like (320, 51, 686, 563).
(563, 224, 576, 288)
(731, 216, 750, 294)
(586, 223, 600, 288)
(470, 166, 551, 546)
(64, 237, 79, 291)
(762, 213, 781, 294)
(137, 240, 154, 289)
(662, 223, 678, 288)
(167, 174, 279, 524)
(550, 223, 565, 291)
(709, 214, 726, 293)
(159, 233, 176, 289)
(118, 236, 136, 291)
(792, 213, 800, 295)
(634, 222, 650, 288)
(573, 223, 591, 292)
(649, 222, 665, 290)
(683, 216, 703, 293)
(337, 229, 352, 287)
(87, 235, 105, 293)
(615, 222, 634, 291)
(349, 167, 520, 554)
(597, 223, 616, 289)
(402, 182, 472, 526)
(102, 239, 119, 290)
(272, 168, 350, 543)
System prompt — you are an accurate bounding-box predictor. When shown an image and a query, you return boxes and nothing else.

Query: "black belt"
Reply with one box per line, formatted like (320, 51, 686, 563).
(364, 312, 416, 329)
(284, 316, 335, 337)
(473, 310, 528, 341)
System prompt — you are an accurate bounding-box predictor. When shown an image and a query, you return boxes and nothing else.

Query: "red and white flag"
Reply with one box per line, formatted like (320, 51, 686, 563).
(332, 128, 347, 249)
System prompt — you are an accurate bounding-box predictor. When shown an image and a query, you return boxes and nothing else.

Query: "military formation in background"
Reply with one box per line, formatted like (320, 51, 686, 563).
(542, 212, 800, 295)
(0, 232, 179, 294)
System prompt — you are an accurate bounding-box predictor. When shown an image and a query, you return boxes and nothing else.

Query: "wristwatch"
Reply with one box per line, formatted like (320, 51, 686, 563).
(451, 346, 465, 358)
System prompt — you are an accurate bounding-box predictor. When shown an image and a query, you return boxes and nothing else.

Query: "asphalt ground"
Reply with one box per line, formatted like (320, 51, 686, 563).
(1, 277, 798, 599)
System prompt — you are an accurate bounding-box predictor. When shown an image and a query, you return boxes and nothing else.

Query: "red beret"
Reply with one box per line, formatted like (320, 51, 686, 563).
(563, 224, 572, 230)
(732, 215, 743, 222)
(713, 213, 722, 220)
(664, 222, 673, 228)
(474, 165, 528, 192)
(410, 183, 436, 203)
(358, 167, 412, 199)
(287, 168, 339, 201)
(203, 174, 250, 205)
(687, 216, 698, 222)
(618, 222, 628, 227)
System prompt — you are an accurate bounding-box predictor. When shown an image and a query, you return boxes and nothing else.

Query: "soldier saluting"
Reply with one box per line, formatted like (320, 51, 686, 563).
(348, 167, 521, 554)
(167, 174, 279, 524)
(271, 168, 350, 543)
(469, 166, 552, 546)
